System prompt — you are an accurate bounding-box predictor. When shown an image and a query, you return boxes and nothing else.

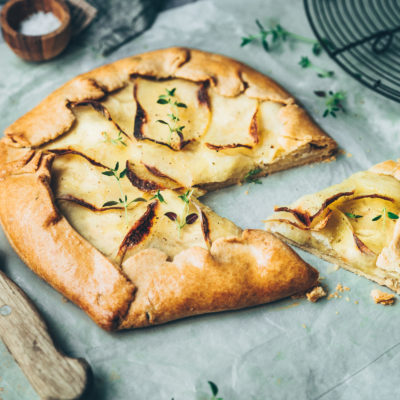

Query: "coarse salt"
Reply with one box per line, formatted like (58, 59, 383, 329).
(19, 11, 61, 36)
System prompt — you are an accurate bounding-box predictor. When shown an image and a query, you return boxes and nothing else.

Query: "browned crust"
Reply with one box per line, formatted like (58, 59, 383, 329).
(47, 149, 108, 169)
(205, 143, 253, 151)
(120, 230, 319, 328)
(274, 191, 355, 227)
(353, 233, 374, 255)
(249, 108, 259, 144)
(57, 194, 124, 212)
(117, 201, 158, 260)
(0, 150, 135, 330)
(4, 47, 297, 148)
(126, 161, 164, 192)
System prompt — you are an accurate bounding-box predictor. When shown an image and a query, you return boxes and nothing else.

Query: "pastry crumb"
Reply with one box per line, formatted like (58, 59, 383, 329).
(306, 286, 327, 303)
(328, 264, 340, 273)
(371, 289, 395, 305)
(345, 296, 350, 302)
(322, 155, 336, 163)
(336, 311, 339, 315)
(328, 291, 338, 300)
(346, 152, 352, 158)
(302, 323, 307, 329)
(354, 300, 359, 304)
(61, 296, 69, 303)
(244, 190, 249, 195)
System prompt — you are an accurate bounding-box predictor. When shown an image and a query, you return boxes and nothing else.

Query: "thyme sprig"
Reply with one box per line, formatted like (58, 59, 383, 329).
(344, 207, 399, 221)
(241, 20, 332, 55)
(298, 56, 334, 78)
(314, 90, 346, 118)
(102, 131, 127, 147)
(345, 212, 362, 219)
(150, 190, 166, 204)
(164, 189, 198, 236)
(372, 208, 399, 221)
(244, 168, 262, 184)
(102, 162, 146, 225)
(157, 88, 187, 145)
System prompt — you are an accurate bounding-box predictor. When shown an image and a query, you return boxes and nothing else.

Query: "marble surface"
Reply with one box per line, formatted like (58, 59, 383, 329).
(0, 1, 400, 399)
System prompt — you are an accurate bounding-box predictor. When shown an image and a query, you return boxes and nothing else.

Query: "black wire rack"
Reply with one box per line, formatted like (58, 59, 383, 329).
(304, 0, 400, 103)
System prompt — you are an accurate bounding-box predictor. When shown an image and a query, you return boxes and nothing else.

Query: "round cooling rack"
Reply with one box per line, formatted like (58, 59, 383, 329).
(304, 0, 400, 103)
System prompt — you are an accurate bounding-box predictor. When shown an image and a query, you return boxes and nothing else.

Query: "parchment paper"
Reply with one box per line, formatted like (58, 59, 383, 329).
(0, 1, 400, 399)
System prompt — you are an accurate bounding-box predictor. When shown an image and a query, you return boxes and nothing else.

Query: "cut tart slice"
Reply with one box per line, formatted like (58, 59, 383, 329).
(0, 47, 332, 330)
(265, 160, 400, 293)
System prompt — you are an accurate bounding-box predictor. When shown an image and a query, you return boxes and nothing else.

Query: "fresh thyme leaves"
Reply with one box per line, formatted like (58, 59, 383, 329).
(164, 190, 198, 235)
(345, 212, 363, 219)
(373, 208, 400, 220)
(244, 167, 262, 184)
(324, 91, 346, 117)
(149, 190, 166, 204)
(208, 381, 223, 400)
(102, 131, 127, 147)
(344, 208, 400, 221)
(101, 162, 145, 225)
(388, 211, 399, 220)
(157, 88, 187, 145)
(314, 90, 346, 118)
(298, 56, 334, 78)
(241, 20, 331, 55)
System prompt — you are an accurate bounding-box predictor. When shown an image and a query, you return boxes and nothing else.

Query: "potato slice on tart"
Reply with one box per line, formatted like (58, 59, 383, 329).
(265, 161, 400, 293)
(0, 48, 337, 330)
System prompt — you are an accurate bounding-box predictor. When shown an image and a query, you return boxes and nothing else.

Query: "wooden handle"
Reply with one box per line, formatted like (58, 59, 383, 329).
(0, 270, 90, 400)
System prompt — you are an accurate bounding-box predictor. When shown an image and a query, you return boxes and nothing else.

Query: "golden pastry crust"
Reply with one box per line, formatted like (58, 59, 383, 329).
(370, 289, 395, 305)
(265, 160, 400, 294)
(0, 48, 330, 330)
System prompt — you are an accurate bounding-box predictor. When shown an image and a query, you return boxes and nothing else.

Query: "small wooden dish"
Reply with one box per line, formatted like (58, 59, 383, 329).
(0, 0, 71, 62)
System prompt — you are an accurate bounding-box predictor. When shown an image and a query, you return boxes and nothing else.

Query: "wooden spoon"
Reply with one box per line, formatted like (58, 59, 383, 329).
(0, 269, 91, 400)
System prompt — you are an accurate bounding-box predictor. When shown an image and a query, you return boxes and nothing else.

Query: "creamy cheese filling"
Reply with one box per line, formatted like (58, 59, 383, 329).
(43, 77, 314, 265)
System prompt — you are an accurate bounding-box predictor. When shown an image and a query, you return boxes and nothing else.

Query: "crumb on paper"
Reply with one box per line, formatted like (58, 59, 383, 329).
(244, 190, 249, 195)
(336, 283, 350, 292)
(328, 264, 340, 273)
(336, 311, 339, 315)
(306, 286, 327, 303)
(345, 297, 350, 302)
(355, 300, 359, 304)
(346, 152, 352, 158)
(302, 323, 307, 329)
(61, 296, 69, 303)
(328, 291, 338, 300)
(371, 289, 395, 305)
(322, 155, 336, 164)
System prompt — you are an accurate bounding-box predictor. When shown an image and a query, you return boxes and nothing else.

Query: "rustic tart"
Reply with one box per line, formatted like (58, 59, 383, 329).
(265, 160, 400, 293)
(0, 48, 336, 330)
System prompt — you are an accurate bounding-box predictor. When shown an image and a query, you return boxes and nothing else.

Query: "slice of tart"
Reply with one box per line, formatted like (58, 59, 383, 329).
(265, 160, 400, 293)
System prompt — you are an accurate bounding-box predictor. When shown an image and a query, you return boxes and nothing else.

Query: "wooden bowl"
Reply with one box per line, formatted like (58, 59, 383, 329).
(0, 0, 71, 62)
